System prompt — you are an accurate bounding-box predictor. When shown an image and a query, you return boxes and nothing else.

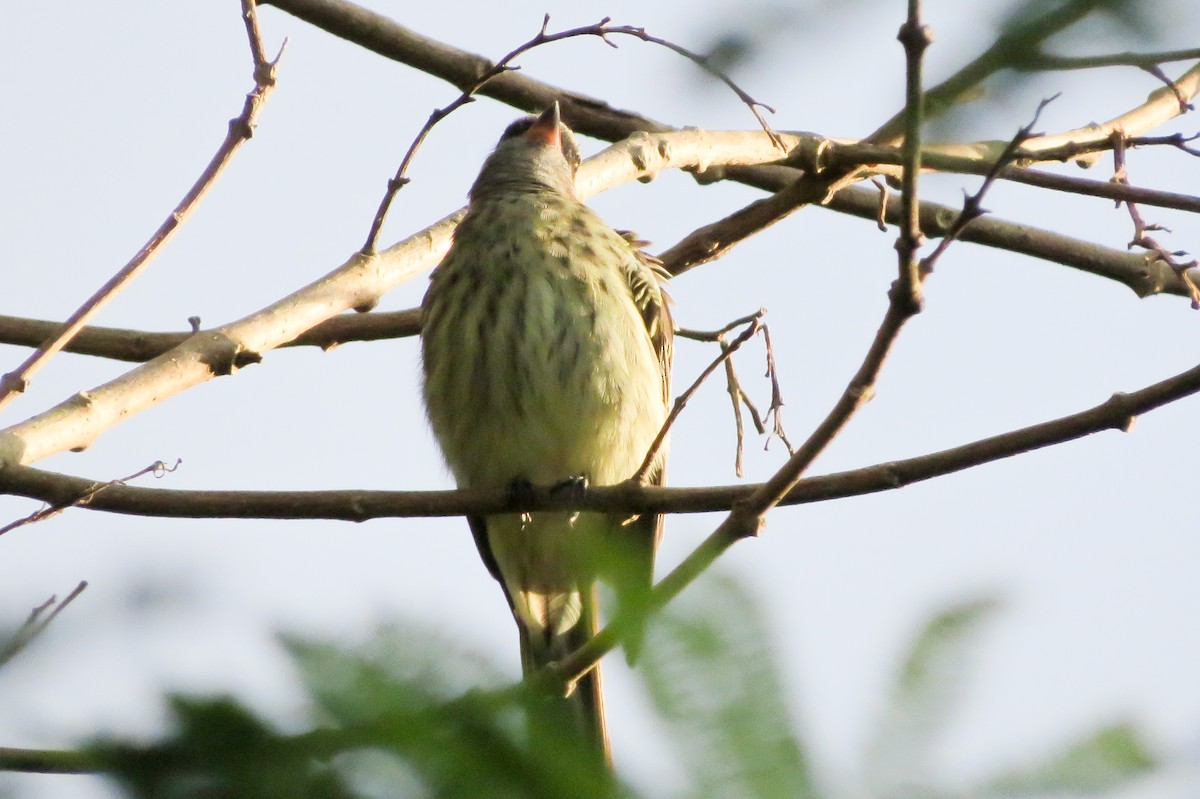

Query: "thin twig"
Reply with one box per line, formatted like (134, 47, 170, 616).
(920, 95, 1059, 276)
(870, 177, 890, 231)
(760, 324, 793, 455)
(628, 30, 783, 149)
(0, 0, 285, 412)
(720, 336, 748, 478)
(631, 317, 762, 483)
(676, 311, 773, 477)
(0, 582, 89, 668)
(359, 14, 779, 254)
(0, 461, 180, 538)
(1140, 64, 1193, 113)
(675, 312, 766, 342)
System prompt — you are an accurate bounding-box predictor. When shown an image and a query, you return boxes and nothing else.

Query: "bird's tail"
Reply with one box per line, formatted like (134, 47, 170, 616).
(518, 585, 610, 765)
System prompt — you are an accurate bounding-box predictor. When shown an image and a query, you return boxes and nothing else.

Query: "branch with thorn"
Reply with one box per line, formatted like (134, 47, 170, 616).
(1110, 132, 1200, 308)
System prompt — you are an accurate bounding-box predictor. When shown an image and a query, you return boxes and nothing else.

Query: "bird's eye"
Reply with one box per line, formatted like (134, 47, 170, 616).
(500, 117, 536, 141)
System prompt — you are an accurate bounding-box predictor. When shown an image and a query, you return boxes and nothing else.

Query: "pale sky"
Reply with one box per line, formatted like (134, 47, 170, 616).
(1, 1, 1198, 797)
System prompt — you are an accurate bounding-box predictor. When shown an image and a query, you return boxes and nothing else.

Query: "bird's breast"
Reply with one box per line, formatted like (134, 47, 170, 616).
(422, 196, 665, 489)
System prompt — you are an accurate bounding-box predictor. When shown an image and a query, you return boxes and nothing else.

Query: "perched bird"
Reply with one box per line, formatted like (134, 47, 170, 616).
(420, 103, 672, 760)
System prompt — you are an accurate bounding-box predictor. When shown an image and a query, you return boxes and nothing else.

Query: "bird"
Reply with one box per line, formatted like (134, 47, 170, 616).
(420, 103, 673, 761)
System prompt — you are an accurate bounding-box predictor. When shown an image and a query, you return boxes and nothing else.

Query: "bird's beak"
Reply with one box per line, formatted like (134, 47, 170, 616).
(524, 102, 562, 148)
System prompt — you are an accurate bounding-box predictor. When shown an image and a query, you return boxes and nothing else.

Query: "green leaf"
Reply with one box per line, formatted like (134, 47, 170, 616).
(638, 574, 816, 799)
(91, 696, 356, 799)
(864, 597, 1000, 795)
(979, 722, 1156, 796)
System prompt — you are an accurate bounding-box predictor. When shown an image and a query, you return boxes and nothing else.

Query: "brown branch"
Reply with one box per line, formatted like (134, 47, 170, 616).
(920, 96, 1060, 276)
(0, 460, 180, 538)
(821, 181, 1191, 299)
(0, 0, 285, 412)
(0, 582, 88, 668)
(894, 3, 931, 308)
(655, 162, 868, 278)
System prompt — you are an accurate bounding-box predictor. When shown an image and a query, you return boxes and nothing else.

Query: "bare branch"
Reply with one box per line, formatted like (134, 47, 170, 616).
(632, 316, 762, 483)
(0, 0, 285, 412)
(920, 96, 1059, 276)
(0, 461, 180, 538)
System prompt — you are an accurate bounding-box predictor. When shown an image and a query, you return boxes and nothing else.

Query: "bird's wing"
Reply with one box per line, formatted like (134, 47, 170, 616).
(615, 231, 674, 664)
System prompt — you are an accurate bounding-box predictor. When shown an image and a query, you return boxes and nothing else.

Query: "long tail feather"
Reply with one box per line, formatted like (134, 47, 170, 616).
(518, 586, 610, 764)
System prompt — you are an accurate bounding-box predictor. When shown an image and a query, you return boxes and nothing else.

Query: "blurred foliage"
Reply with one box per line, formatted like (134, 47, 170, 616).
(695, 0, 1180, 143)
(62, 581, 1157, 799)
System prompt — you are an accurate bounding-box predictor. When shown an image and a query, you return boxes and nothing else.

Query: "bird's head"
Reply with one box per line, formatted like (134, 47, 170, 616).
(469, 103, 582, 200)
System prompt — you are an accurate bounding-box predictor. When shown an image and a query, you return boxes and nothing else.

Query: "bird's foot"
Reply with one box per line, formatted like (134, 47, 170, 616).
(507, 478, 536, 525)
(551, 475, 589, 504)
